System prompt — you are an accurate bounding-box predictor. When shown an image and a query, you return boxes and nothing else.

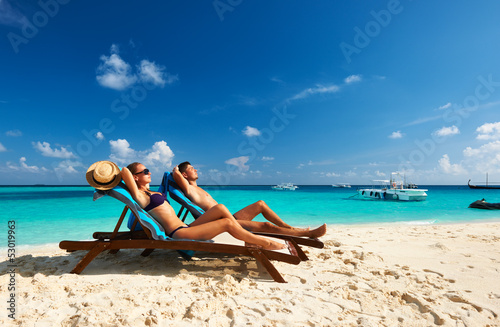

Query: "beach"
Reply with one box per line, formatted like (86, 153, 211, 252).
(1, 223, 499, 326)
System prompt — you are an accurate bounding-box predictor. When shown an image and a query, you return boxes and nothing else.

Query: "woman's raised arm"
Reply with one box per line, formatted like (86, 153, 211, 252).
(121, 167, 141, 199)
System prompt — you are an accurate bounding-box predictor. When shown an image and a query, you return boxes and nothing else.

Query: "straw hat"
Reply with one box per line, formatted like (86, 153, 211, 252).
(86, 161, 121, 190)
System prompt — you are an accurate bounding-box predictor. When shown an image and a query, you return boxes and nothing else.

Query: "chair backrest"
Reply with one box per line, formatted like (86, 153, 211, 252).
(95, 182, 169, 240)
(158, 172, 205, 220)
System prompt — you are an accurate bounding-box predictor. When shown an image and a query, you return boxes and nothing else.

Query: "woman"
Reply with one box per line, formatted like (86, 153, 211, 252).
(122, 162, 286, 250)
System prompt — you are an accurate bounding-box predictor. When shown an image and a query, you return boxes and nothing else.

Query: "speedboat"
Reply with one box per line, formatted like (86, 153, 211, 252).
(357, 172, 427, 201)
(469, 199, 500, 210)
(272, 183, 298, 191)
(333, 183, 351, 188)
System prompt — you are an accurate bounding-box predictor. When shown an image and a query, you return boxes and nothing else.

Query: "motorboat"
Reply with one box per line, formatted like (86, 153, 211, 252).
(469, 199, 500, 210)
(333, 183, 351, 188)
(272, 183, 298, 191)
(357, 172, 427, 201)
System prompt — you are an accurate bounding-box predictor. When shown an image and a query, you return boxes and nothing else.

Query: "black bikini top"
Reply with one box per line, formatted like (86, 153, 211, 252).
(143, 191, 168, 212)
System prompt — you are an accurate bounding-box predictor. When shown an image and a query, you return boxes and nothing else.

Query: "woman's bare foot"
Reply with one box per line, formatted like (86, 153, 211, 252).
(308, 224, 327, 238)
(246, 240, 286, 251)
(266, 240, 286, 251)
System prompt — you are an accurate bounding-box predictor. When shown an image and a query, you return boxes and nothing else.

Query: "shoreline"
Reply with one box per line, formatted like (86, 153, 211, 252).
(1, 222, 499, 325)
(3, 217, 500, 252)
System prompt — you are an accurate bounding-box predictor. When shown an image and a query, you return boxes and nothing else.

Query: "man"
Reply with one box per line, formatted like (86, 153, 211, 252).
(172, 161, 326, 238)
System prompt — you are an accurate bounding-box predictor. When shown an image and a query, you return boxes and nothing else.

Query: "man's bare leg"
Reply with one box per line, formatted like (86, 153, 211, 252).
(237, 220, 327, 238)
(233, 200, 295, 228)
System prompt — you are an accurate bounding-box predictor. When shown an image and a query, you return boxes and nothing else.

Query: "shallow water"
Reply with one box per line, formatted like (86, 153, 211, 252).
(1, 185, 500, 246)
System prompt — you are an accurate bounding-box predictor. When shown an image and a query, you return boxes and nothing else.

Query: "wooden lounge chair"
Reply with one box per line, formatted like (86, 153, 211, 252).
(59, 183, 302, 283)
(159, 172, 324, 251)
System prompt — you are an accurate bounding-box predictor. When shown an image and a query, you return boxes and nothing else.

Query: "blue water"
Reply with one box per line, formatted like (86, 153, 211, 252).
(1, 185, 500, 247)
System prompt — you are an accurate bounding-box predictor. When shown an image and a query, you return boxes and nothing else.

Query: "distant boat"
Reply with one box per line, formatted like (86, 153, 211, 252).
(357, 172, 427, 201)
(332, 183, 351, 188)
(271, 183, 298, 191)
(468, 173, 500, 189)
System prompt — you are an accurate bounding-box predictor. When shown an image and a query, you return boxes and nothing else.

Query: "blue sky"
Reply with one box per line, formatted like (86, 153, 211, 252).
(1, 1, 500, 185)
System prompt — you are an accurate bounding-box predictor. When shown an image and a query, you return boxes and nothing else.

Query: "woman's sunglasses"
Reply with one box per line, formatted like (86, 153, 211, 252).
(134, 168, 150, 175)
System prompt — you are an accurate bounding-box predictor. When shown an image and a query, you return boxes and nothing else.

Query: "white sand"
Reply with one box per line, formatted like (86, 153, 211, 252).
(1, 222, 499, 326)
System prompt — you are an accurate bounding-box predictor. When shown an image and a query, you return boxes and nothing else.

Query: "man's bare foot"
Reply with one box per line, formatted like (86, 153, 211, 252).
(308, 224, 327, 238)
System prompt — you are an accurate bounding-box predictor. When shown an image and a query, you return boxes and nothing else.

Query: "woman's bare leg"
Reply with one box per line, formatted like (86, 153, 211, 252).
(189, 204, 235, 227)
(173, 218, 286, 250)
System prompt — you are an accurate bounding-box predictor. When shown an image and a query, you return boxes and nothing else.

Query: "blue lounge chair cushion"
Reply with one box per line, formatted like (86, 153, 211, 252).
(94, 182, 195, 259)
(158, 171, 205, 219)
(95, 182, 169, 240)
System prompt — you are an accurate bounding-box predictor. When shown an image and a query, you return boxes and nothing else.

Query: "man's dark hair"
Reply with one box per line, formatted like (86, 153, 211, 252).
(178, 161, 191, 173)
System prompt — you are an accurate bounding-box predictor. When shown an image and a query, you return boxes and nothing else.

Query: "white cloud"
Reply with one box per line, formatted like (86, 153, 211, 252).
(96, 132, 105, 141)
(434, 125, 460, 137)
(33, 141, 77, 159)
(237, 95, 260, 106)
(6, 129, 22, 137)
(143, 141, 175, 168)
(0, 142, 6, 152)
(325, 172, 340, 177)
(0, 0, 26, 28)
(262, 156, 274, 161)
(109, 139, 135, 163)
(463, 141, 500, 159)
(389, 131, 404, 139)
(225, 156, 250, 172)
(404, 115, 442, 127)
(270, 77, 284, 84)
(137, 59, 178, 87)
(96, 45, 137, 90)
(438, 154, 467, 175)
(7, 157, 47, 173)
(109, 139, 175, 169)
(96, 45, 177, 91)
(375, 170, 386, 177)
(289, 84, 340, 102)
(242, 126, 261, 137)
(344, 74, 362, 84)
(476, 122, 500, 140)
(437, 102, 452, 110)
(54, 160, 83, 175)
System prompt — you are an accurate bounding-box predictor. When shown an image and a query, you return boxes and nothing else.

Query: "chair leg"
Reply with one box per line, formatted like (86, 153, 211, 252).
(70, 242, 109, 274)
(247, 248, 286, 283)
(288, 238, 309, 261)
(141, 249, 155, 257)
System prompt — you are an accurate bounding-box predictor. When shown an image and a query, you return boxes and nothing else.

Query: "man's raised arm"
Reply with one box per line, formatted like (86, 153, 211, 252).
(172, 165, 192, 196)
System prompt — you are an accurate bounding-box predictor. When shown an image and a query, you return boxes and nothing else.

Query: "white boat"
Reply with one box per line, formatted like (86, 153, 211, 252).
(357, 172, 427, 201)
(272, 183, 298, 191)
(333, 183, 351, 188)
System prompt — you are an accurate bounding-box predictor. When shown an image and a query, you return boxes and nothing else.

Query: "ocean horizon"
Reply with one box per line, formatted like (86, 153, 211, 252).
(2, 185, 500, 248)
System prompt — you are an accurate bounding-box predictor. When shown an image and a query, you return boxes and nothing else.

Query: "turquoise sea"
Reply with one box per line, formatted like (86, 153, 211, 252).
(1, 185, 500, 247)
